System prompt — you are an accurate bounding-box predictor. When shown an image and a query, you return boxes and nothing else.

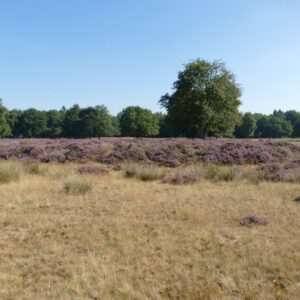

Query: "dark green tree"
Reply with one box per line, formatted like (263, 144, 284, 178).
(118, 106, 159, 137)
(159, 59, 241, 137)
(0, 99, 11, 137)
(62, 105, 81, 137)
(14, 108, 48, 137)
(255, 116, 292, 138)
(46, 110, 64, 138)
(77, 105, 118, 138)
(284, 110, 300, 126)
(293, 120, 300, 137)
(234, 112, 257, 138)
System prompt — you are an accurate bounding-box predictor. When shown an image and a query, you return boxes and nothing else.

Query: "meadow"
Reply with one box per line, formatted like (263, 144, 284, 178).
(0, 138, 299, 299)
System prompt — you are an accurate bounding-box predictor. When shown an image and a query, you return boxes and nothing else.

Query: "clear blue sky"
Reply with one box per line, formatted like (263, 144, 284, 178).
(0, 0, 299, 115)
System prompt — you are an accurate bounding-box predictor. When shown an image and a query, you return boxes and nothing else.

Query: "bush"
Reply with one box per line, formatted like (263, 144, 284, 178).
(63, 176, 92, 195)
(123, 163, 165, 181)
(0, 161, 22, 184)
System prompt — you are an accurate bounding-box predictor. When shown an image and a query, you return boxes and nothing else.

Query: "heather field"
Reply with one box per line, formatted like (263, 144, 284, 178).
(0, 139, 299, 299)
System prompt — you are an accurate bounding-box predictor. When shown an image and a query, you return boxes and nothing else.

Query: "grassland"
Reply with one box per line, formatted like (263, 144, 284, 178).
(0, 161, 299, 299)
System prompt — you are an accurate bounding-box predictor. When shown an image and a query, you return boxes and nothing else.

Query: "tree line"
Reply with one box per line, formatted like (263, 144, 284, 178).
(1, 59, 299, 139)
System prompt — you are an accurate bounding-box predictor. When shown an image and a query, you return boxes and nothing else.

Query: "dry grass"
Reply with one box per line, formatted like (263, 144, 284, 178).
(0, 163, 299, 299)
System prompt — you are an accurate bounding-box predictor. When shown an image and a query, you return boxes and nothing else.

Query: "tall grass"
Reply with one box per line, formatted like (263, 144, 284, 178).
(63, 176, 92, 195)
(22, 161, 48, 175)
(0, 161, 22, 184)
(123, 163, 166, 182)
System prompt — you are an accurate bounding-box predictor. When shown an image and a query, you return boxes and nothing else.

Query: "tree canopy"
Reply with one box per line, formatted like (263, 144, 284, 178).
(118, 106, 159, 137)
(160, 59, 241, 137)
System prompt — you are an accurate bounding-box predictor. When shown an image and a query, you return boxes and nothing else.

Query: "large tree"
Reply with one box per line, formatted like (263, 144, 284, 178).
(159, 59, 241, 137)
(118, 106, 159, 137)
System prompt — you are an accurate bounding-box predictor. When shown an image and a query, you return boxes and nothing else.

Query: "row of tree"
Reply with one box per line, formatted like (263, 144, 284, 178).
(1, 59, 299, 138)
(0, 101, 162, 138)
(0, 100, 299, 138)
(235, 110, 300, 138)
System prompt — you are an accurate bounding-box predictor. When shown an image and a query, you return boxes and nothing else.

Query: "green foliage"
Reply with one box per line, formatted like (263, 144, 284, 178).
(235, 113, 257, 138)
(255, 115, 292, 138)
(293, 120, 300, 138)
(47, 110, 64, 138)
(77, 106, 117, 137)
(14, 108, 48, 137)
(0, 99, 11, 137)
(118, 106, 159, 137)
(6, 109, 22, 136)
(62, 104, 81, 138)
(160, 59, 241, 137)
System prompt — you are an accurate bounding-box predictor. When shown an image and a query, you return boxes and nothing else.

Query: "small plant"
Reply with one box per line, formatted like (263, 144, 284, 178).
(63, 176, 92, 195)
(123, 163, 165, 181)
(0, 161, 22, 184)
(76, 165, 109, 175)
(240, 214, 268, 226)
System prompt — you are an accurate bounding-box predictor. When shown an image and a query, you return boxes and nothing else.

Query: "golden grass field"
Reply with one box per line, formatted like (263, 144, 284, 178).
(0, 162, 299, 299)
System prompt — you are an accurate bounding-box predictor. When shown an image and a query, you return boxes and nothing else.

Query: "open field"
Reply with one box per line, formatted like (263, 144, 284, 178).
(0, 161, 299, 299)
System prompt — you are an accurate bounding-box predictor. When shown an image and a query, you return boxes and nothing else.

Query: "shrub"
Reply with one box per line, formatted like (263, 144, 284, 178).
(240, 214, 268, 226)
(123, 163, 165, 181)
(76, 165, 109, 175)
(0, 161, 22, 184)
(63, 176, 92, 195)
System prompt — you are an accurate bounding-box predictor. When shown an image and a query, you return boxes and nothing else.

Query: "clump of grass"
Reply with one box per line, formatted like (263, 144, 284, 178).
(0, 161, 22, 184)
(202, 165, 240, 182)
(63, 176, 92, 195)
(162, 172, 199, 185)
(123, 163, 166, 181)
(22, 161, 47, 175)
(242, 169, 266, 185)
(76, 165, 109, 175)
(185, 164, 241, 182)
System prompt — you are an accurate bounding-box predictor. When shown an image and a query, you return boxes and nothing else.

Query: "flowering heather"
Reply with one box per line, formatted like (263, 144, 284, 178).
(240, 214, 268, 226)
(258, 162, 300, 182)
(0, 138, 299, 169)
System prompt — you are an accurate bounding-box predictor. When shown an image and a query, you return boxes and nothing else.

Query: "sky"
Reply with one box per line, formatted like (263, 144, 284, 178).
(0, 0, 299, 115)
